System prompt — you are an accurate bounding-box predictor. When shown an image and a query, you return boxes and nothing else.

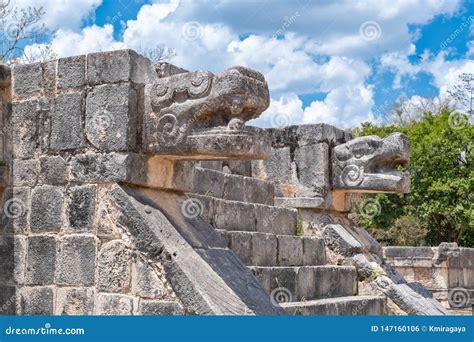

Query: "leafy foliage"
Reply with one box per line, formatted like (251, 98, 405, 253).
(353, 109, 474, 247)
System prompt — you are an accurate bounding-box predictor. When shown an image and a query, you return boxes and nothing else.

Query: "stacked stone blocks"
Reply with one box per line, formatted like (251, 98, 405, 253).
(0, 50, 183, 315)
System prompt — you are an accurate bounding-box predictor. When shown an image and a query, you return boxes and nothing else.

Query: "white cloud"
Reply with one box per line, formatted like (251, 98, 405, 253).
(381, 49, 474, 98)
(15, 0, 102, 31)
(19, 0, 469, 129)
(249, 93, 304, 128)
(303, 83, 375, 128)
(48, 25, 125, 57)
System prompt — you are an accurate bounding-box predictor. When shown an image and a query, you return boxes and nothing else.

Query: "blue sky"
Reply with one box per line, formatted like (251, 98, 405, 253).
(19, 0, 474, 128)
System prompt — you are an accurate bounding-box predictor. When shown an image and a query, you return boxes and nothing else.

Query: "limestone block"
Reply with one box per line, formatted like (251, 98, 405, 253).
(0, 236, 26, 285)
(223, 231, 253, 265)
(458, 248, 474, 269)
(254, 205, 297, 235)
(243, 176, 274, 206)
(294, 143, 329, 195)
(12, 159, 39, 187)
(50, 91, 84, 150)
(67, 185, 97, 232)
(384, 246, 435, 258)
(137, 300, 184, 315)
(56, 287, 95, 315)
(85, 83, 137, 151)
(294, 124, 350, 147)
(56, 235, 97, 286)
(192, 168, 224, 198)
(12, 63, 42, 99)
(30, 185, 64, 233)
(58, 55, 86, 89)
(224, 160, 252, 176)
(222, 173, 246, 201)
(96, 293, 134, 315)
(97, 240, 131, 293)
(96, 204, 121, 239)
(42, 60, 57, 98)
(11, 100, 39, 158)
(20, 286, 54, 315)
(252, 267, 296, 300)
(301, 266, 357, 300)
(302, 237, 326, 265)
(0, 286, 17, 314)
(25, 235, 56, 285)
(131, 257, 166, 299)
(277, 235, 303, 266)
(213, 200, 256, 232)
(39, 156, 68, 185)
(70, 152, 129, 183)
(262, 147, 291, 183)
(251, 232, 278, 266)
(1, 187, 30, 234)
(87, 49, 155, 86)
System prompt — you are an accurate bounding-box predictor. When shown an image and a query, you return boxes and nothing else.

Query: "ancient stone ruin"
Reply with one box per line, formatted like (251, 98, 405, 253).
(0, 49, 471, 315)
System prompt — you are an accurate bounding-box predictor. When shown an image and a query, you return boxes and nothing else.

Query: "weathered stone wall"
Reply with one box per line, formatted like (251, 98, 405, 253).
(0, 51, 184, 315)
(252, 125, 448, 315)
(384, 244, 474, 310)
(251, 124, 352, 209)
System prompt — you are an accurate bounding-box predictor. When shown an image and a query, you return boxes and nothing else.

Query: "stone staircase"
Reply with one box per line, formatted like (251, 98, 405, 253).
(188, 166, 385, 315)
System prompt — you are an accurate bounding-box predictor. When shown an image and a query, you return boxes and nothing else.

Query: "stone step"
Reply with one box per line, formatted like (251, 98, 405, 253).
(192, 167, 274, 205)
(251, 266, 357, 301)
(218, 230, 326, 267)
(188, 194, 298, 235)
(280, 296, 385, 315)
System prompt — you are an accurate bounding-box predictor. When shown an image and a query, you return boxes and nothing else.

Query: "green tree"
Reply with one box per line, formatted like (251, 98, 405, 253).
(354, 109, 474, 247)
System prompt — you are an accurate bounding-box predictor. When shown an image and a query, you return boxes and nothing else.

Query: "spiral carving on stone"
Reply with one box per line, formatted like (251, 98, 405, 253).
(157, 113, 185, 146)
